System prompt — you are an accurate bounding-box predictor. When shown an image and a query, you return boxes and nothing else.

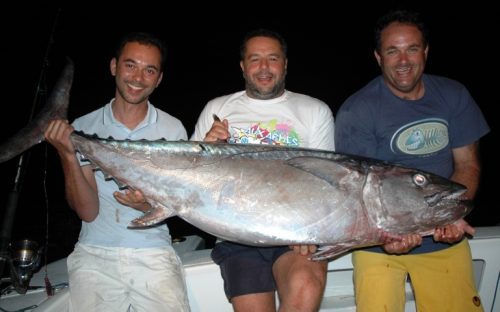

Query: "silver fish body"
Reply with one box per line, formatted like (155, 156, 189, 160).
(71, 134, 472, 260)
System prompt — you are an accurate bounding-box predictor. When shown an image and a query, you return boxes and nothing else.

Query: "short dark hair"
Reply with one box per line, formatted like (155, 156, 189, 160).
(240, 28, 288, 60)
(115, 32, 167, 71)
(374, 10, 428, 52)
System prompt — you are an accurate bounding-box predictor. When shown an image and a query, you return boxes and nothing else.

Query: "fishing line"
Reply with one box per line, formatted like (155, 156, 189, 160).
(39, 8, 62, 297)
(0, 8, 62, 290)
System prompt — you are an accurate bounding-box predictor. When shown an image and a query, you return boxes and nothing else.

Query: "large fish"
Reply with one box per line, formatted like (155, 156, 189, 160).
(1, 60, 472, 260)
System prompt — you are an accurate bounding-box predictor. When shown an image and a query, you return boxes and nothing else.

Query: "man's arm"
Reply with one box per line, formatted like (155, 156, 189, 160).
(450, 142, 481, 199)
(433, 142, 481, 243)
(44, 120, 100, 222)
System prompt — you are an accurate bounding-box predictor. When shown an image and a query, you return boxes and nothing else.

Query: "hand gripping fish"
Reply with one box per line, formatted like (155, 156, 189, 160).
(0, 60, 473, 260)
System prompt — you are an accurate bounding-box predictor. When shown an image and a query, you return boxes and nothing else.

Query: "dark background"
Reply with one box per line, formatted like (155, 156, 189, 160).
(0, 3, 498, 266)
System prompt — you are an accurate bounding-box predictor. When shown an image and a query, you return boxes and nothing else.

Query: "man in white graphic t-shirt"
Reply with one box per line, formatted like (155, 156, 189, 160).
(191, 28, 335, 312)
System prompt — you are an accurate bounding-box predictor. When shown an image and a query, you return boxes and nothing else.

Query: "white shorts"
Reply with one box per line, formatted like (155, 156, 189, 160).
(67, 243, 190, 312)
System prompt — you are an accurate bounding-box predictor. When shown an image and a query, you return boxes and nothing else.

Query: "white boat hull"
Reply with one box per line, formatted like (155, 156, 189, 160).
(2, 227, 499, 312)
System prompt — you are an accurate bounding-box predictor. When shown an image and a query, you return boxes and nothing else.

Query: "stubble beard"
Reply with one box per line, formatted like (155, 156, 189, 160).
(244, 73, 286, 100)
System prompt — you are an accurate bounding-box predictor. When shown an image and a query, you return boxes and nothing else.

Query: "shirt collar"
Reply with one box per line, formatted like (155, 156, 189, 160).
(102, 99, 158, 130)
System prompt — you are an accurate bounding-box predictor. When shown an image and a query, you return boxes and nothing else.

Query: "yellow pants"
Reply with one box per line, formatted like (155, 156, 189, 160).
(353, 239, 483, 312)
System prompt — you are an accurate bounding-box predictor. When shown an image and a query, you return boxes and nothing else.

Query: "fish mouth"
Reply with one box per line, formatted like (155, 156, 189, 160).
(425, 187, 473, 215)
(425, 188, 466, 207)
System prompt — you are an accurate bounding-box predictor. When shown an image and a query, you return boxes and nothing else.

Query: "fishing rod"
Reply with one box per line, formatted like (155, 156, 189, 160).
(0, 8, 61, 285)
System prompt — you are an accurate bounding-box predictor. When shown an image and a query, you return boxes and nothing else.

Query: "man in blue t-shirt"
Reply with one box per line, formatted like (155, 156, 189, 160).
(335, 10, 489, 312)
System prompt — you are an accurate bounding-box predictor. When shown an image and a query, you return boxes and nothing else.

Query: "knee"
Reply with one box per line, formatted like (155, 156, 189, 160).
(282, 277, 325, 311)
(275, 258, 328, 310)
(292, 268, 326, 295)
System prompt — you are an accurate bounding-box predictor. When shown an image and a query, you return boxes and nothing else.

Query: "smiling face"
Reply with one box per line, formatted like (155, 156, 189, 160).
(110, 41, 163, 106)
(240, 36, 288, 100)
(375, 22, 428, 100)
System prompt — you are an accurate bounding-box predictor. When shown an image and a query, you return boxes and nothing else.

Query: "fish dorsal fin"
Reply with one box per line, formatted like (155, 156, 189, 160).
(73, 131, 100, 139)
(113, 179, 129, 190)
(286, 156, 362, 187)
(73, 131, 121, 142)
(102, 174, 129, 190)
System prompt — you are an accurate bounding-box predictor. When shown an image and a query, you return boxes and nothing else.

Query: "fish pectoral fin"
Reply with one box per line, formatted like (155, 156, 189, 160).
(309, 244, 354, 261)
(127, 202, 177, 229)
(286, 157, 354, 186)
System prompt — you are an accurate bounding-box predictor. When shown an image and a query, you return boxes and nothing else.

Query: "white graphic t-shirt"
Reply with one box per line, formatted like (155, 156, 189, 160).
(191, 90, 335, 151)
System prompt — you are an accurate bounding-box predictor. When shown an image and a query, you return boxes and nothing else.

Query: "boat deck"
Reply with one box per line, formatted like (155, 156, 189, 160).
(1, 227, 499, 311)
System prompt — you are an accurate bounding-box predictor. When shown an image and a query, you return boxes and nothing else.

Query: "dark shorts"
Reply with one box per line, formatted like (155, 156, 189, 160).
(210, 241, 290, 300)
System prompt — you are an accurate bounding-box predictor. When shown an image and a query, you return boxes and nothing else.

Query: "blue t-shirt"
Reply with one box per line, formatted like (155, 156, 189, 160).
(335, 74, 490, 253)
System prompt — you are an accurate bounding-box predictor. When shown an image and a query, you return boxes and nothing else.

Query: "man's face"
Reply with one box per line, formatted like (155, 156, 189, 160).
(240, 36, 287, 100)
(110, 41, 163, 105)
(375, 22, 428, 99)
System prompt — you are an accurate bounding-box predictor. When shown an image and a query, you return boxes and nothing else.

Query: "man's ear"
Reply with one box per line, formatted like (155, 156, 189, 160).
(374, 50, 382, 67)
(156, 72, 163, 88)
(110, 58, 117, 76)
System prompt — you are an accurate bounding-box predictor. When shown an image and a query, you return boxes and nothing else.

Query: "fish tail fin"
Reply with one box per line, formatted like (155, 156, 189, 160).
(0, 58, 74, 163)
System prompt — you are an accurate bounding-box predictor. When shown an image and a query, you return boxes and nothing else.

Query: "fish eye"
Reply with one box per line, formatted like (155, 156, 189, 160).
(413, 174, 427, 186)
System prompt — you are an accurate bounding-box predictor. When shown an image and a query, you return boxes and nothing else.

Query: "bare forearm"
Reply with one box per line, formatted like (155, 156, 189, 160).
(44, 120, 99, 221)
(450, 165, 480, 199)
(450, 143, 481, 200)
(433, 143, 481, 243)
(60, 155, 99, 221)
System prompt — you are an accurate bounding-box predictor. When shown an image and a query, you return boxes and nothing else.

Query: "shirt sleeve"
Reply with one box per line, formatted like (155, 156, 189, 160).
(334, 97, 378, 159)
(310, 103, 335, 151)
(449, 86, 490, 148)
(190, 101, 217, 141)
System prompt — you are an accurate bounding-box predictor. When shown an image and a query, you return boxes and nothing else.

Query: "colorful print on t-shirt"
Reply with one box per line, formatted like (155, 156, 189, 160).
(229, 119, 300, 146)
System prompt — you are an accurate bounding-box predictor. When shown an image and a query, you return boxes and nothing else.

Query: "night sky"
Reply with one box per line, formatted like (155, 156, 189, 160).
(1, 4, 498, 264)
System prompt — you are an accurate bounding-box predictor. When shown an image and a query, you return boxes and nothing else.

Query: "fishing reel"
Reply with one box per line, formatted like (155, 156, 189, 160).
(7, 239, 43, 294)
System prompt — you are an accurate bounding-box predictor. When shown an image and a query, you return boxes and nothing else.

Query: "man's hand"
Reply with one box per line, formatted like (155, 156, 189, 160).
(204, 116, 230, 142)
(383, 234, 422, 254)
(113, 189, 151, 212)
(44, 120, 76, 158)
(433, 218, 475, 243)
(290, 245, 318, 256)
